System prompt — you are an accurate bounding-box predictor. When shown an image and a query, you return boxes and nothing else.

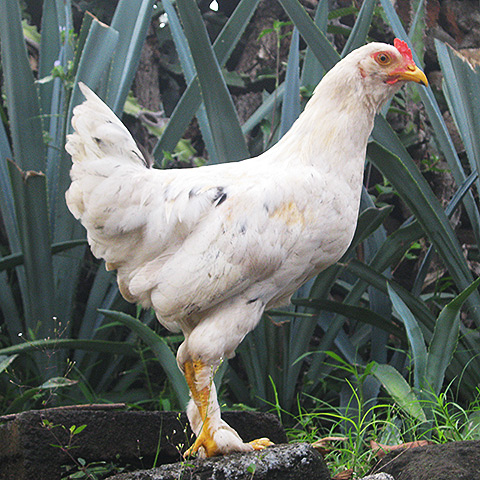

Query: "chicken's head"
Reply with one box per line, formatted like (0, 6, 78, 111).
(333, 38, 428, 111)
(358, 38, 428, 87)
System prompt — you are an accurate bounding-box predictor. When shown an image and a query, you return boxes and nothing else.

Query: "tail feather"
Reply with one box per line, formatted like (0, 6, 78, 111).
(65, 82, 148, 221)
(65, 82, 147, 167)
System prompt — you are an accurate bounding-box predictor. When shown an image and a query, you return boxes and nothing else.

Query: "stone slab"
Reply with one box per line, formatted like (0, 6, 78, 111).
(0, 405, 287, 480)
(375, 440, 480, 480)
(105, 443, 331, 480)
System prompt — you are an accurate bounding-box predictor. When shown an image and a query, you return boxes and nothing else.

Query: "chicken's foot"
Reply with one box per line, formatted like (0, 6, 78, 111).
(183, 359, 273, 457)
(184, 360, 219, 457)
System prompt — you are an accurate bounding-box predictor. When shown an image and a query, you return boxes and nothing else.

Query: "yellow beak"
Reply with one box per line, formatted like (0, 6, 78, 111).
(394, 64, 428, 87)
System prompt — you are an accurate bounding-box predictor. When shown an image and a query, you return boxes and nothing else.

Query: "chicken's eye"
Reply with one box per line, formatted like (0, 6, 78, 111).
(374, 52, 391, 66)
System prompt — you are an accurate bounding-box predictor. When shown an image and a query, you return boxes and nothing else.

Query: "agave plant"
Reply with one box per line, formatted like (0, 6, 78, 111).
(0, 0, 162, 408)
(224, 0, 480, 418)
(221, 0, 480, 420)
(373, 277, 480, 425)
(370, 35, 480, 428)
(1, 0, 479, 425)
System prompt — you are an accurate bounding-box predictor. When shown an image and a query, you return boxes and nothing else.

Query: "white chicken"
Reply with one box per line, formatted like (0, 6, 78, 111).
(66, 39, 427, 457)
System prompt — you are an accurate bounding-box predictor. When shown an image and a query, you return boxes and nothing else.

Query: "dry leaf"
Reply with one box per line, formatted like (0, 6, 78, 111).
(333, 468, 354, 480)
(370, 439, 432, 458)
(312, 436, 348, 455)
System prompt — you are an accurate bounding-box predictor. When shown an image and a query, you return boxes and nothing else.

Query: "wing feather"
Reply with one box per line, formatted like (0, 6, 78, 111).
(67, 84, 347, 337)
(72, 151, 324, 328)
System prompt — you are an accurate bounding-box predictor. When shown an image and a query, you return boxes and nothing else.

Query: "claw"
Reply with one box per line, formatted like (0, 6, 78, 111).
(185, 434, 274, 458)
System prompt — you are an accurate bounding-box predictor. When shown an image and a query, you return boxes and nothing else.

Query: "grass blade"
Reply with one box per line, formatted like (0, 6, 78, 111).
(0, 121, 20, 251)
(346, 260, 436, 331)
(413, 169, 478, 295)
(0, 339, 138, 357)
(67, 19, 119, 127)
(38, 0, 74, 97)
(365, 221, 424, 279)
(346, 260, 480, 390)
(435, 41, 480, 187)
(301, 1, 328, 88)
(242, 83, 286, 135)
(162, 0, 218, 163)
(349, 205, 394, 257)
(7, 162, 56, 341)
(408, 0, 426, 69)
(0, 239, 87, 271)
(152, 78, 201, 161)
(107, 0, 156, 115)
(153, 0, 260, 161)
(280, 28, 301, 136)
(341, 0, 375, 57)
(367, 139, 480, 326)
(0, 274, 21, 344)
(0, 0, 46, 171)
(0, 354, 18, 374)
(291, 298, 405, 340)
(279, 0, 340, 70)
(53, 15, 120, 338)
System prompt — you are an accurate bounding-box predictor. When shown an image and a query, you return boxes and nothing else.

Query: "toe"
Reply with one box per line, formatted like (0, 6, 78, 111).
(184, 430, 219, 458)
(248, 437, 274, 450)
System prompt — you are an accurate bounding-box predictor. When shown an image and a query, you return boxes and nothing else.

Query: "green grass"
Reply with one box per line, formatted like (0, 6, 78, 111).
(282, 380, 480, 478)
(254, 353, 480, 477)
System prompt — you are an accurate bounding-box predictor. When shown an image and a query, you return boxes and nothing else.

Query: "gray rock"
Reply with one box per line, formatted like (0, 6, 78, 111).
(375, 440, 480, 480)
(105, 443, 331, 480)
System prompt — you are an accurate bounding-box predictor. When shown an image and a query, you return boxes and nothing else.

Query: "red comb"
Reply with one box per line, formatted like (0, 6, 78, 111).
(394, 38, 414, 63)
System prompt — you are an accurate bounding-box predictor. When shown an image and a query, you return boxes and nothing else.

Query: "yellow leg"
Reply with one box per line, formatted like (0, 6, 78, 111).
(183, 359, 273, 457)
(184, 360, 201, 409)
(184, 359, 221, 457)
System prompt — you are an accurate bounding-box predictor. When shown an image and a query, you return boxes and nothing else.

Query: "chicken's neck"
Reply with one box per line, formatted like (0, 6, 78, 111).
(271, 71, 378, 174)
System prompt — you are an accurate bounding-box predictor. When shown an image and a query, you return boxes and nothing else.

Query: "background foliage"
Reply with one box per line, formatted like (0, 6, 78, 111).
(1, 0, 479, 452)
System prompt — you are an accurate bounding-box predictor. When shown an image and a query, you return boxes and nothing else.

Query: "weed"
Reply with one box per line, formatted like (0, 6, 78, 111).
(272, 357, 480, 477)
